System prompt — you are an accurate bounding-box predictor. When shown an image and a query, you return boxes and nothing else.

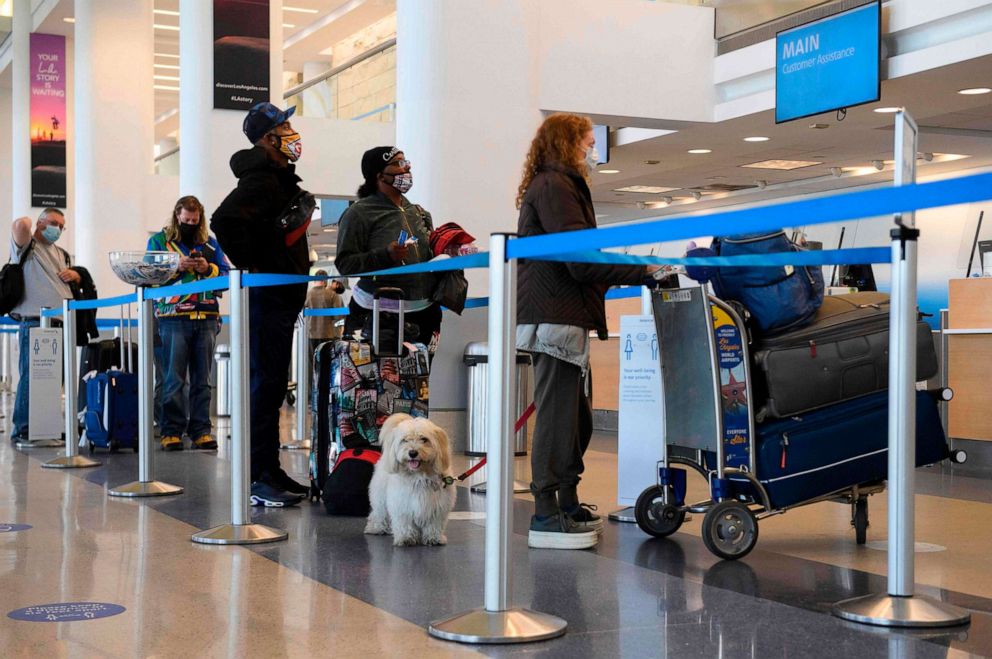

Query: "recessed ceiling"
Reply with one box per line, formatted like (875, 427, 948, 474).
(590, 54, 992, 224)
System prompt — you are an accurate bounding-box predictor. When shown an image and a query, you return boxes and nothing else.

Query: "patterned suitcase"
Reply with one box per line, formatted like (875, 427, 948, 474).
(309, 289, 430, 499)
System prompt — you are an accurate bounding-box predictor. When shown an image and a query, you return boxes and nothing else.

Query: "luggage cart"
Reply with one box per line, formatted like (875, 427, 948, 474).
(633, 286, 956, 560)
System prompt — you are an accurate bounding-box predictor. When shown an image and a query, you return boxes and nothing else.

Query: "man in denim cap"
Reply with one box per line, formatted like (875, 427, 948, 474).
(211, 102, 313, 507)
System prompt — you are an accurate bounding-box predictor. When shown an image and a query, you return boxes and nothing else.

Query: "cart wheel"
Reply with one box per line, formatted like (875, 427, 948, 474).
(635, 485, 685, 538)
(88, 441, 95, 456)
(286, 391, 297, 407)
(854, 497, 869, 545)
(110, 440, 119, 454)
(702, 501, 759, 561)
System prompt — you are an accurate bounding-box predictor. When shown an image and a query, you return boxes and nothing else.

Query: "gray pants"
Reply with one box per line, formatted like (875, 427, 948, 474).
(530, 352, 593, 498)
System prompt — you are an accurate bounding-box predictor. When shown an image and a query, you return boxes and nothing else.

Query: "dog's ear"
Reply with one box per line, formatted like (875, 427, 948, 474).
(433, 425, 452, 475)
(379, 414, 410, 474)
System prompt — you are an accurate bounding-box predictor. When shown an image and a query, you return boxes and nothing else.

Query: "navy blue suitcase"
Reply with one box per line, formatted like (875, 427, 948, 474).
(754, 391, 947, 509)
(84, 370, 139, 454)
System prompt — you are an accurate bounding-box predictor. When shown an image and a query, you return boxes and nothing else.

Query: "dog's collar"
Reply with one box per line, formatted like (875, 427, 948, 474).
(441, 475, 455, 489)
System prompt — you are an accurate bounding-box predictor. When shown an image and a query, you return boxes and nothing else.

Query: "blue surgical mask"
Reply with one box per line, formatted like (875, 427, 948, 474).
(41, 225, 61, 243)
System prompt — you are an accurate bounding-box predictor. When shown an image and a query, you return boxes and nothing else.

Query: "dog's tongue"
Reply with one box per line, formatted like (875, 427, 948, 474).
(406, 459, 421, 471)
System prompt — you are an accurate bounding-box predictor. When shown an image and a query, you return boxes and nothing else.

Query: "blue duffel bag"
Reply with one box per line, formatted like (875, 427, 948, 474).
(688, 231, 824, 335)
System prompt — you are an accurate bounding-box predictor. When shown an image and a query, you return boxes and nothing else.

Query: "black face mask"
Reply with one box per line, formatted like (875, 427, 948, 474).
(178, 223, 198, 244)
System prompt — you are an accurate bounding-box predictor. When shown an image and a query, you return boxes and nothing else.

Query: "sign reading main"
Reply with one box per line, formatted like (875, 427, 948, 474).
(775, 1, 880, 123)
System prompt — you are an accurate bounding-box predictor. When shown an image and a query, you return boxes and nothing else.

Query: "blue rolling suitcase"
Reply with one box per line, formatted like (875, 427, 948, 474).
(754, 390, 948, 509)
(85, 370, 139, 454)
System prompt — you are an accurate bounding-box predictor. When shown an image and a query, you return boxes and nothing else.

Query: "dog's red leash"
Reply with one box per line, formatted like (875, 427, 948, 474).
(453, 402, 536, 483)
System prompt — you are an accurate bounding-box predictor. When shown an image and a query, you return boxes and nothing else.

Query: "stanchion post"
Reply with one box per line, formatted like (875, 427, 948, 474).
(192, 270, 288, 544)
(282, 314, 310, 451)
(43, 299, 100, 469)
(833, 109, 969, 628)
(429, 233, 567, 644)
(108, 287, 184, 497)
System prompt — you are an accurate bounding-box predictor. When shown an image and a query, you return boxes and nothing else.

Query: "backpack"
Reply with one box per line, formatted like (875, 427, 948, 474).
(707, 231, 824, 336)
(322, 447, 381, 516)
(0, 240, 34, 315)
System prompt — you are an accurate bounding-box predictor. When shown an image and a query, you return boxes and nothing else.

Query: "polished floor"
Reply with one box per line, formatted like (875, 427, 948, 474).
(2, 393, 992, 658)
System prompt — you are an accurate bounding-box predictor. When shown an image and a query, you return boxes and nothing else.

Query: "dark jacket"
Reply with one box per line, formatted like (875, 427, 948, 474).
(68, 265, 99, 346)
(210, 146, 311, 280)
(335, 192, 435, 302)
(516, 163, 644, 338)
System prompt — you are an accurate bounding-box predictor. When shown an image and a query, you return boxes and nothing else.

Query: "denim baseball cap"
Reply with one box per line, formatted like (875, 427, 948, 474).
(243, 102, 297, 144)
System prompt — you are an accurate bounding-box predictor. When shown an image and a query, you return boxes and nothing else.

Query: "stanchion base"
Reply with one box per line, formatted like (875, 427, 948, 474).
(608, 506, 637, 523)
(108, 481, 184, 498)
(16, 439, 64, 449)
(280, 440, 311, 451)
(470, 480, 530, 495)
(429, 608, 567, 644)
(191, 523, 288, 545)
(833, 593, 971, 628)
(42, 454, 101, 469)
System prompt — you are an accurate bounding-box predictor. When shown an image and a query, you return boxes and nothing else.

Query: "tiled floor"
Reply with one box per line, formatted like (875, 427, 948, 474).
(2, 394, 991, 658)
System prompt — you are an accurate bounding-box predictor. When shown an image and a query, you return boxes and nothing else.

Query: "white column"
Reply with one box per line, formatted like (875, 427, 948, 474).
(396, 0, 543, 289)
(11, 0, 32, 218)
(74, 0, 155, 296)
(301, 61, 333, 118)
(178, 0, 213, 203)
(396, 0, 543, 411)
(0, 88, 13, 223)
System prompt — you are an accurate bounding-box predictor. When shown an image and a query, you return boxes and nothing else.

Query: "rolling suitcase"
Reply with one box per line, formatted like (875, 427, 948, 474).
(309, 288, 431, 500)
(77, 338, 138, 410)
(84, 369, 139, 453)
(754, 390, 948, 509)
(752, 292, 938, 419)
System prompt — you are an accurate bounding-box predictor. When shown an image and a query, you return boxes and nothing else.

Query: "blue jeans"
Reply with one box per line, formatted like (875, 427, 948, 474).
(13, 319, 40, 438)
(159, 317, 217, 438)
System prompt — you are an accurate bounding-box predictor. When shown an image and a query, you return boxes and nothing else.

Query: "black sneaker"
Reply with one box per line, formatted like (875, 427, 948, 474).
(562, 503, 604, 534)
(271, 469, 309, 496)
(528, 512, 598, 550)
(250, 480, 304, 508)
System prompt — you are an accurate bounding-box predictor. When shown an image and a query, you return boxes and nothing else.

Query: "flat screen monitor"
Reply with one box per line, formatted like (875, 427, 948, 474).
(775, 1, 881, 123)
(593, 124, 609, 165)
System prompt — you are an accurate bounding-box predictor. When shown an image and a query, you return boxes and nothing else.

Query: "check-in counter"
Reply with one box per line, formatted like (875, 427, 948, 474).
(947, 278, 992, 441)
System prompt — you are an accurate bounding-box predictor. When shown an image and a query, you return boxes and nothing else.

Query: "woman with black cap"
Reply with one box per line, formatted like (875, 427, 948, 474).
(335, 146, 443, 352)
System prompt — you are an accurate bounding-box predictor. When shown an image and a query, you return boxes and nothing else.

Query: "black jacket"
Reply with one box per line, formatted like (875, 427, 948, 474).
(210, 146, 311, 280)
(516, 163, 644, 338)
(68, 265, 99, 346)
(335, 192, 435, 302)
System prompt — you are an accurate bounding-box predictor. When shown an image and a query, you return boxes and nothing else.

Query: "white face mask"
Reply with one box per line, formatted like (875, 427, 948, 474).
(585, 146, 601, 171)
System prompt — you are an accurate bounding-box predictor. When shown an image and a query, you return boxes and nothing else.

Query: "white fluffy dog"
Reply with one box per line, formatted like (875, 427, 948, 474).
(364, 414, 457, 546)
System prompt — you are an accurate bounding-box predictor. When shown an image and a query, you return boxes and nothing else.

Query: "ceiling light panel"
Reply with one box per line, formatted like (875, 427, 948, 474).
(284, 5, 319, 13)
(612, 185, 680, 194)
(958, 87, 991, 95)
(740, 159, 820, 170)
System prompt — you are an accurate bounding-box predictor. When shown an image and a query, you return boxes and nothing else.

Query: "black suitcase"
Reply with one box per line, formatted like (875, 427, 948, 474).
(752, 292, 937, 419)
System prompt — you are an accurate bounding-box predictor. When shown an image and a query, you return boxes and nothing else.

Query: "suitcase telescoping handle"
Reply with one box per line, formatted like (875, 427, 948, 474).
(372, 287, 405, 356)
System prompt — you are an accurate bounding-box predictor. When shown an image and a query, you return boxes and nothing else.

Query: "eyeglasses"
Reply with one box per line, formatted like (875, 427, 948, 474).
(387, 159, 411, 170)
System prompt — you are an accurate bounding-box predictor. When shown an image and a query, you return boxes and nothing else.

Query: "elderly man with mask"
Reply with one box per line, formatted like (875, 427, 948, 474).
(211, 102, 314, 508)
(9, 208, 80, 444)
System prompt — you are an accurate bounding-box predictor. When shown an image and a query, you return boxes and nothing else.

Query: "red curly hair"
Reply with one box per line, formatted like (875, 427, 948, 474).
(516, 113, 593, 209)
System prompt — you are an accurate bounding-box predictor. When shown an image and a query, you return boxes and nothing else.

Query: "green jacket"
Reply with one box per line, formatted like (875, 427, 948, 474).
(335, 192, 435, 302)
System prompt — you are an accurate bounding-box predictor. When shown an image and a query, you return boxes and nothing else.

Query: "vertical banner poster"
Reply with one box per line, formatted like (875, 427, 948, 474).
(214, 0, 271, 110)
(29, 34, 67, 208)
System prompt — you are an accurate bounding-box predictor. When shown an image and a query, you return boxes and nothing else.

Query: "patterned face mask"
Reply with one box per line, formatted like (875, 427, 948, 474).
(389, 172, 413, 194)
(276, 131, 303, 161)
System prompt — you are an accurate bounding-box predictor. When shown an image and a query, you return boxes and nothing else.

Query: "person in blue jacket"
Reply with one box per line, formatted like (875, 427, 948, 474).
(147, 195, 230, 451)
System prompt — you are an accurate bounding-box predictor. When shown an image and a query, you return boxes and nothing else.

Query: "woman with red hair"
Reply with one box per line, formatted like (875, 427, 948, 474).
(516, 113, 658, 550)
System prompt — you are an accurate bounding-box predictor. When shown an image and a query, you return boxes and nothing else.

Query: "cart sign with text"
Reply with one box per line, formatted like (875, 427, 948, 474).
(214, 0, 270, 110)
(30, 34, 67, 207)
(775, 1, 880, 123)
